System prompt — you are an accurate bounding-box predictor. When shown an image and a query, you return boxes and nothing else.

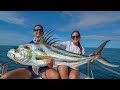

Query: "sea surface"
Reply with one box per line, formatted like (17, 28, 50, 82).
(0, 45, 120, 79)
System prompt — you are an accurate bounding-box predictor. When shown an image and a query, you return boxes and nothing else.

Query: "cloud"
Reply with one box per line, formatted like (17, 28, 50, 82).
(82, 35, 120, 41)
(112, 29, 120, 35)
(60, 11, 120, 31)
(0, 30, 32, 45)
(53, 34, 70, 42)
(0, 11, 27, 25)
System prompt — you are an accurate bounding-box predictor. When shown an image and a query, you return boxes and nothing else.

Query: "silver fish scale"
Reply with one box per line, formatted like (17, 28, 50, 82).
(40, 44, 90, 61)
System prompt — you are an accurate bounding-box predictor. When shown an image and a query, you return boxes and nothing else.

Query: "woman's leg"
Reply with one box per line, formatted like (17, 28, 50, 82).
(58, 65, 69, 79)
(68, 68, 80, 79)
(42, 68, 60, 79)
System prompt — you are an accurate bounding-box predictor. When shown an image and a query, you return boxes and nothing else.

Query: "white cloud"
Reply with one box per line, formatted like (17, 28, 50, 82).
(0, 11, 27, 25)
(53, 34, 70, 42)
(60, 11, 120, 31)
(0, 30, 32, 45)
(112, 29, 120, 35)
(82, 35, 120, 40)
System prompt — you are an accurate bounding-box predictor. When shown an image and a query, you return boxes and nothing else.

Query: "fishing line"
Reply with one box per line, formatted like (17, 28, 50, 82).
(90, 67, 110, 78)
(91, 62, 120, 76)
(87, 64, 114, 78)
(85, 63, 116, 78)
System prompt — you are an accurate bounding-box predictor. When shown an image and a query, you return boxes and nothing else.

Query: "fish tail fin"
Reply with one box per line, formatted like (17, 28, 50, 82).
(89, 40, 119, 67)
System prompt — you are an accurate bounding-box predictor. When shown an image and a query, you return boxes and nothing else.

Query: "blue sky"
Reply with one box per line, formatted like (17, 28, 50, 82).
(0, 11, 120, 48)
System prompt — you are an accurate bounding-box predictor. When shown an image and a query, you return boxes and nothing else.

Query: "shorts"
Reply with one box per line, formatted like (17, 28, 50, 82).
(26, 66, 49, 79)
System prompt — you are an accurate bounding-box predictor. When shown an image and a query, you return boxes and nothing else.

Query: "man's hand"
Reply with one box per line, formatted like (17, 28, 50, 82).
(46, 57, 54, 68)
(15, 62, 20, 64)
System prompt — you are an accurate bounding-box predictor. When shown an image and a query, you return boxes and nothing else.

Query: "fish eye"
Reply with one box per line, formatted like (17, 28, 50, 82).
(14, 49, 18, 52)
(24, 46, 30, 50)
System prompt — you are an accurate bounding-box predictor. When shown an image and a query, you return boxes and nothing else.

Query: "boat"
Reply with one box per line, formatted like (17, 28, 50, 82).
(0, 64, 8, 78)
(0, 62, 94, 79)
(35, 72, 94, 79)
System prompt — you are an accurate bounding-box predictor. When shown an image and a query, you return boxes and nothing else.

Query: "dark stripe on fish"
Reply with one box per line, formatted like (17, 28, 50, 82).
(56, 60, 80, 63)
(47, 45, 81, 58)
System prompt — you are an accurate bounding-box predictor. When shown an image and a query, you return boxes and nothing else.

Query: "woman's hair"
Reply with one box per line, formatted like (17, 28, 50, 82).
(33, 24, 43, 30)
(71, 30, 82, 55)
(71, 30, 81, 38)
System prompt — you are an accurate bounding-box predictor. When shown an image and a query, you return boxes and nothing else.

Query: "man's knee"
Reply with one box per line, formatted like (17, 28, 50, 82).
(1, 68, 31, 79)
(53, 71, 60, 79)
(1, 73, 9, 79)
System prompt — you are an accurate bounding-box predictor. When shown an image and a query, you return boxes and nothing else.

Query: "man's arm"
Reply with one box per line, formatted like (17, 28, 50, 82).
(46, 57, 54, 68)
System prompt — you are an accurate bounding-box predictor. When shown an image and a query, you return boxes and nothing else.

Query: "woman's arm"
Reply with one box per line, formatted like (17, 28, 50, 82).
(52, 41, 69, 49)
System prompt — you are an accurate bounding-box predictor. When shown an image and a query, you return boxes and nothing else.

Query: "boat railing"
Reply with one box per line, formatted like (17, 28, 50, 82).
(0, 64, 8, 78)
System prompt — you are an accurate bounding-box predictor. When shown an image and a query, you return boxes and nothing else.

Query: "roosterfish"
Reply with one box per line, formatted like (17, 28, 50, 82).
(7, 30, 119, 75)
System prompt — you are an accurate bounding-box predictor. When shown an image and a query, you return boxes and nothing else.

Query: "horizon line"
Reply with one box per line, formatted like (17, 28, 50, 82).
(0, 45, 120, 49)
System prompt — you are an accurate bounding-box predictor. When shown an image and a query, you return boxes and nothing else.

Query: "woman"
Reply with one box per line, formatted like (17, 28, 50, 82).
(53, 30, 85, 79)
(1, 24, 60, 79)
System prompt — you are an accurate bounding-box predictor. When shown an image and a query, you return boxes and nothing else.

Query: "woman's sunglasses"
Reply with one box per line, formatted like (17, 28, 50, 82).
(34, 29, 43, 32)
(72, 36, 79, 39)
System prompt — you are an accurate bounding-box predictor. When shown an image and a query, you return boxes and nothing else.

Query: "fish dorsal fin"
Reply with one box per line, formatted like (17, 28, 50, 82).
(37, 29, 60, 45)
(37, 35, 46, 44)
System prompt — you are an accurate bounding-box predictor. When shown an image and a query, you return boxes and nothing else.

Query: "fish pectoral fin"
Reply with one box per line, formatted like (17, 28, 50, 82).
(70, 65, 79, 70)
(32, 64, 40, 75)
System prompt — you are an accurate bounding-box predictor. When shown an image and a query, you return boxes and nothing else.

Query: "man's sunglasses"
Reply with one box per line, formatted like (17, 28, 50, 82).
(34, 29, 43, 32)
(72, 36, 79, 39)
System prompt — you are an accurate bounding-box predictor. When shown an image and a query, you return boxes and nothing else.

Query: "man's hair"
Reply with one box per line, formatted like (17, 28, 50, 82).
(33, 24, 43, 30)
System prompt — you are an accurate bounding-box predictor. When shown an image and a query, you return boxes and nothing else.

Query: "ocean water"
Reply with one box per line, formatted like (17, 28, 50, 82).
(0, 45, 120, 79)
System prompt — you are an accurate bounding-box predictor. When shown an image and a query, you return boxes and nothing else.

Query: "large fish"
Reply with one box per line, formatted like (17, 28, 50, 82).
(7, 34, 119, 75)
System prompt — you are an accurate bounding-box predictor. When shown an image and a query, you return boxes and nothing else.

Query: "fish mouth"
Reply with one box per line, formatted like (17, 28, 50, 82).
(7, 51, 15, 60)
(7, 49, 26, 62)
(7, 49, 19, 61)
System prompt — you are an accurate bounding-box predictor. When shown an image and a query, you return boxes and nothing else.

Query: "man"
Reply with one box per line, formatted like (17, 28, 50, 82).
(1, 24, 60, 79)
